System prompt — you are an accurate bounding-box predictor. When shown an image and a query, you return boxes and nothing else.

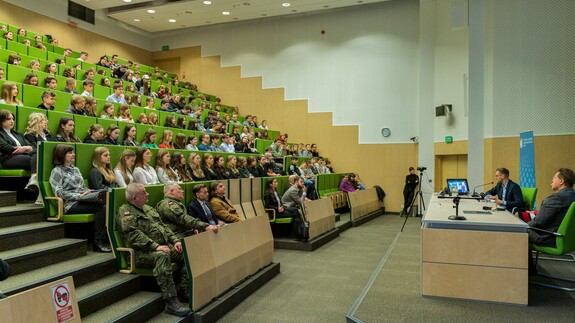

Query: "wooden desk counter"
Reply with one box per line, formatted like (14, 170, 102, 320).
(421, 194, 529, 305)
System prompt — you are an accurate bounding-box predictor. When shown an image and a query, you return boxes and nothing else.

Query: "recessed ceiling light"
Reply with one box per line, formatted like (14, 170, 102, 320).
(123, 0, 132, 3)
(133, 18, 140, 22)
(222, 11, 230, 15)
(203, 1, 211, 4)
(282, 3, 290, 7)
(169, 19, 176, 23)
(147, 9, 156, 14)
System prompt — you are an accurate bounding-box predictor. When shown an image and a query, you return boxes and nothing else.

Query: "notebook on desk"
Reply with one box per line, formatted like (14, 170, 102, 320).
(446, 178, 470, 195)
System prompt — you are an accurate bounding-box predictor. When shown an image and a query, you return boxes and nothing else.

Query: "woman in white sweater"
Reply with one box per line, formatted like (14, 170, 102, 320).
(114, 149, 136, 187)
(132, 147, 159, 185)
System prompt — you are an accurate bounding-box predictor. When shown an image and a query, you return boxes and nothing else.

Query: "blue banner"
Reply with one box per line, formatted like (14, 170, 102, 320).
(519, 131, 536, 188)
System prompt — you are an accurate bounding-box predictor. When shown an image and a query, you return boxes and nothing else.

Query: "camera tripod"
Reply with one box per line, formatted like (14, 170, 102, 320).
(401, 169, 425, 232)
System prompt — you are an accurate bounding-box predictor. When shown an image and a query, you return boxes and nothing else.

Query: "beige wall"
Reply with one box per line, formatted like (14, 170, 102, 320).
(0, 2, 152, 66)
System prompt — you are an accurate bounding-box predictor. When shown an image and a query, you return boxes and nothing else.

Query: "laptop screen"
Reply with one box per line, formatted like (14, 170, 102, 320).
(446, 178, 470, 195)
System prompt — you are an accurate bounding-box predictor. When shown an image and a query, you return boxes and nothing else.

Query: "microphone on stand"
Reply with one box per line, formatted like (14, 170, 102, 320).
(472, 182, 494, 197)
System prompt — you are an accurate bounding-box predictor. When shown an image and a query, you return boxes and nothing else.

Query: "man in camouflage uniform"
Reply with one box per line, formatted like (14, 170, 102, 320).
(116, 183, 191, 317)
(156, 182, 219, 238)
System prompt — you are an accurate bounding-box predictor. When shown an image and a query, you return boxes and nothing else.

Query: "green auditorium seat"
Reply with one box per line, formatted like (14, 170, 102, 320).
(255, 139, 273, 154)
(38, 141, 94, 223)
(93, 84, 111, 99)
(0, 39, 6, 52)
(522, 187, 538, 211)
(73, 115, 97, 141)
(27, 46, 47, 60)
(47, 51, 65, 65)
(6, 64, 29, 84)
(96, 118, 118, 138)
(22, 83, 44, 107)
(530, 202, 575, 291)
(6, 41, 28, 56)
(81, 61, 97, 72)
(53, 91, 73, 112)
(74, 143, 97, 179)
(46, 110, 70, 134)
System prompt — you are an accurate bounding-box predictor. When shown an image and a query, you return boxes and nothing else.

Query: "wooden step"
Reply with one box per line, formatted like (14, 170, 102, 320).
(0, 203, 44, 228)
(1, 251, 115, 296)
(82, 291, 165, 323)
(0, 221, 65, 251)
(77, 273, 143, 317)
(0, 238, 87, 275)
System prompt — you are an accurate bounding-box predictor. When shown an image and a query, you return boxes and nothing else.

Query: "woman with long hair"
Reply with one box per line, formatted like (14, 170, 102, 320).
(55, 117, 80, 143)
(83, 124, 104, 144)
(122, 124, 140, 146)
(226, 155, 240, 179)
(173, 133, 186, 150)
(247, 156, 259, 178)
(103, 124, 121, 145)
(234, 135, 251, 154)
(155, 148, 179, 184)
(170, 152, 192, 182)
(236, 156, 252, 178)
(45, 63, 58, 75)
(0, 82, 23, 106)
(114, 149, 136, 187)
(131, 93, 142, 106)
(264, 178, 300, 220)
(213, 155, 230, 180)
(23, 73, 39, 86)
(49, 144, 110, 252)
(147, 112, 159, 126)
(117, 104, 134, 122)
(89, 147, 118, 190)
(136, 113, 148, 124)
(100, 103, 116, 119)
(133, 147, 159, 185)
(24, 112, 56, 149)
(185, 153, 205, 181)
(201, 153, 218, 180)
(84, 97, 97, 117)
(185, 135, 198, 151)
(141, 128, 159, 148)
(163, 115, 176, 128)
(158, 130, 173, 149)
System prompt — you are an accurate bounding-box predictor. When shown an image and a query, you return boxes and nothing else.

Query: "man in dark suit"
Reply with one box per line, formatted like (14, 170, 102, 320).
(528, 168, 575, 247)
(187, 184, 225, 226)
(485, 167, 523, 212)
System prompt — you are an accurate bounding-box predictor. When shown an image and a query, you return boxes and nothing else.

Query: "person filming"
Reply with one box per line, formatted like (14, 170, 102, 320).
(401, 167, 419, 216)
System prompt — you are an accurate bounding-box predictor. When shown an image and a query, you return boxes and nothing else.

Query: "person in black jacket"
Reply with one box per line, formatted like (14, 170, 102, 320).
(187, 184, 225, 226)
(83, 124, 104, 144)
(401, 167, 419, 216)
(0, 110, 38, 191)
(201, 153, 219, 180)
(246, 156, 260, 178)
(103, 124, 121, 146)
(264, 178, 300, 220)
(24, 112, 56, 149)
(485, 167, 523, 212)
(88, 147, 118, 190)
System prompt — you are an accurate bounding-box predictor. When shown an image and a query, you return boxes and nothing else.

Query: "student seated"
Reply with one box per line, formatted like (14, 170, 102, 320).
(133, 147, 159, 185)
(0, 82, 23, 106)
(62, 78, 78, 94)
(114, 150, 136, 188)
(37, 91, 56, 111)
(65, 94, 88, 115)
(49, 144, 110, 252)
(187, 153, 206, 182)
(141, 129, 159, 148)
(89, 147, 118, 190)
(55, 117, 81, 143)
(170, 152, 192, 182)
(264, 178, 300, 220)
(155, 149, 180, 184)
(122, 124, 140, 147)
(103, 124, 121, 145)
(83, 124, 104, 144)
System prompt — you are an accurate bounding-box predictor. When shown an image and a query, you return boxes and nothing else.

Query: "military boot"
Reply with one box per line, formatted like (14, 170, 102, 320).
(165, 297, 191, 317)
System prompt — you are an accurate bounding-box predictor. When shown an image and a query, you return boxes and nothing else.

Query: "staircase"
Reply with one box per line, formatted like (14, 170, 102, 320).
(0, 191, 187, 322)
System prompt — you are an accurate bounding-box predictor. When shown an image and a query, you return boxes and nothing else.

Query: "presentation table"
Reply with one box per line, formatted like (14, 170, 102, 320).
(421, 194, 529, 305)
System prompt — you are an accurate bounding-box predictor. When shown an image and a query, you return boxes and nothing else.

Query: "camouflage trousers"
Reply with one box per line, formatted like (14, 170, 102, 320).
(136, 248, 188, 299)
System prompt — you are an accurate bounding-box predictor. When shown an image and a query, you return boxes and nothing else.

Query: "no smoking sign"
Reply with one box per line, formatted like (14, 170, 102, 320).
(50, 282, 75, 323)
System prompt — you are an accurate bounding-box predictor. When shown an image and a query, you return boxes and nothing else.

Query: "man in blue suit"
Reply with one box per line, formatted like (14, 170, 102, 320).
(187, 184, 224, 226)
(485, 168, 524, 212)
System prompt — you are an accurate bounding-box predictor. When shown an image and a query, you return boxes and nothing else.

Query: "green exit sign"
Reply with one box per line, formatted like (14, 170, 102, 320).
(445, 136, 453, 143)
(162, 45, 169, 51)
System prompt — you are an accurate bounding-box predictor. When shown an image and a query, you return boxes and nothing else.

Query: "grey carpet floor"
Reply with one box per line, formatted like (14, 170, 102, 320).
(218, 215, 575, 322)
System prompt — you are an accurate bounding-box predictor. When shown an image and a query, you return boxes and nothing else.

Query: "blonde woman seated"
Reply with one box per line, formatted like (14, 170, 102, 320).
(147, 112, 159, 126)
(226, 155, 240, 179)
(136, 113, 148, 124)
(83, 124, 104, 144)
(114, 150, 136, 187)
(187, 153, 206, 181)
(24, 112, 56, 149)
(155, 148, 180, 184)
(89, 147, 118, 190)
(28, 60, 41, 71)
(0, 82, 23, 106)
(141, 128, 159, 148)
(117, 104, 134, 122)
(158, 130, 174, 149)
(133, 147, 159, 185)
(122, 124, 140, 147)
(100, 103, 116, 119)
(170, 152, 192, 182)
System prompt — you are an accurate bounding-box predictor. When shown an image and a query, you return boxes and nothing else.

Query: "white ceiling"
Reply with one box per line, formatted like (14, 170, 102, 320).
(73, 0, 391, 33)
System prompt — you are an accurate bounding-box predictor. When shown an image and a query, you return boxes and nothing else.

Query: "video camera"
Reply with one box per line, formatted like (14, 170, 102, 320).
(417, 166, 427, 172)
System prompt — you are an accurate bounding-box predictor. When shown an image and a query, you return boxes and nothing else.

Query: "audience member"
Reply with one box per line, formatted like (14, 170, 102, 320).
(0, 82, 23, 106)
(141, 128, 159, 148)
(201, 153, 219, 180)
(122, 124, 140, 146)
(156, 149, 180, 184)
(281, 175, 309, 209)
(106, 83, 127, 104)
(103, 124, 121, 145)
(213, 155, 230, 180)
(89, 147, 118, 190)
(50, 144, 110, 252)
(83, 124, 104, 144)
(185, 135, 198, 151)
(187, 184, 225, 226)
(37, 91, 56, 111)
(158, 130, 174, 149)
(117, 104, 134, 122)
(100, 102, 116, 119)
(114, 149, 136, 187)
(173, 133, 186, 150)
(339, 174, 357, 193)
(65, 94, 87, 115)
(62, 78, 78, 94)
(55, 117, 80, 143)
(24, 112, 55, 149)
(209, 181, 243, 223)
(133, 147, 159, 185)
(116, 183, 191, 317)
(264, 178, 300, 220)
(44, 76, 58, 90)
(170, 152, 191, 182)
(226, 155, 240, 179)
(81, 80, 94, 97)
(23, 73, 39, 86)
